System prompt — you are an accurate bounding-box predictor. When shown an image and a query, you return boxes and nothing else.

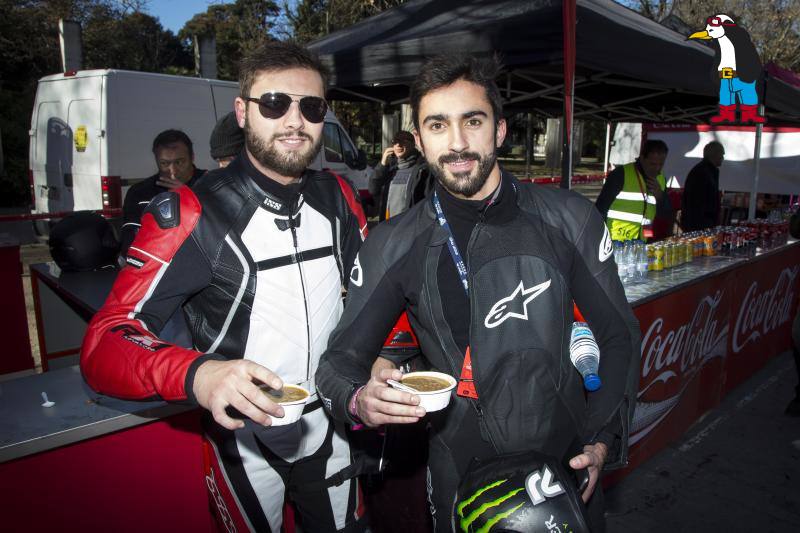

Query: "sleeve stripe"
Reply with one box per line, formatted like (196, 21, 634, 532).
(207, 234, 250, 354)
(129, 245, 168, 265)
(130, 260, 171, 319)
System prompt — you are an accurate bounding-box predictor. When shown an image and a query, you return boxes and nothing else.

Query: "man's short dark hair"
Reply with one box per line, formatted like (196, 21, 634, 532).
(238, 41, 329, 99)
(641, 139, 669, 158)
(152, 129, 193, 156)
(410, 54, 503, 130)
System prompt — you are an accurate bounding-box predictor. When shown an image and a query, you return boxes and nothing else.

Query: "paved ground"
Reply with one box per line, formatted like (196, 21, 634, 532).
(607, 350, 800, 533)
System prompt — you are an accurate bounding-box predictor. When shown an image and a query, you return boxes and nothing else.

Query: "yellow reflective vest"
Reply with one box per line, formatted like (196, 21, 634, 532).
(607, 163, 665, 241)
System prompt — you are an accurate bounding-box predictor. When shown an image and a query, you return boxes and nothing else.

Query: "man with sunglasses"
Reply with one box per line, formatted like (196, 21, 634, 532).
(369, 130, 432, 220)
(82, 42, 368, 532)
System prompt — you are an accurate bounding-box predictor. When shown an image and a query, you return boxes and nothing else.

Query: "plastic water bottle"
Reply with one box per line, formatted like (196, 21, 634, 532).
(635, 240, 649, 281)
(614, 241, 627, 282)
(570, 322, 602, 391)
(625, 241, 636, 282)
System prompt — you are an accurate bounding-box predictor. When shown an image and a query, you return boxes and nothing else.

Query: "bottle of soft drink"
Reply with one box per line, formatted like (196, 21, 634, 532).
(570, 321, 602, 391)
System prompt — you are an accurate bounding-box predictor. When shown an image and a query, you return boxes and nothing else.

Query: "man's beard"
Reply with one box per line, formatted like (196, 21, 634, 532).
(428, 149, 497, 198)
(244, 116, 321, 177)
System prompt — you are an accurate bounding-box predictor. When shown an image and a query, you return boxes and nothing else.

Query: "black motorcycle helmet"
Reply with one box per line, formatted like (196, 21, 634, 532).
(49, 212, 119, 271)
(454, 449, 591, 533)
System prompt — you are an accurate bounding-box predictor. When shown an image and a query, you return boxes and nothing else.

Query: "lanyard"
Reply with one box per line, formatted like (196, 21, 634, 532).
(633, 165, 655, 238)
(432, 187, 500, 399)
(432, 191, 470, 294)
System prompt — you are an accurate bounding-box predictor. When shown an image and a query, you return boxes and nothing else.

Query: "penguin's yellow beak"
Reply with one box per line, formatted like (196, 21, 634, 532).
(688, 30, 711, 40)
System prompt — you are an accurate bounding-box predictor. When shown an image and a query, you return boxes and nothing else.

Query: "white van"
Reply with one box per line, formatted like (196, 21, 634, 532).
(28, 69, 372, 232)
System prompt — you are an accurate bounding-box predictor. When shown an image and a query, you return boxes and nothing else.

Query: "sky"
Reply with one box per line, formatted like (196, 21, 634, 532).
(145, 0, 235, 34)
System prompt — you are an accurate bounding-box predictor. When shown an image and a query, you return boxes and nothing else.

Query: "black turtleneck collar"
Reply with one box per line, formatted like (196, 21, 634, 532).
(434, 168, 518, 227)
(239, 150, 306, 202)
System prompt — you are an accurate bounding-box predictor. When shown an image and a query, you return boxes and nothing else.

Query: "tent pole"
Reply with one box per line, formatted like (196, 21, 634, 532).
(526, 112, 533, 179)
(560, 0, 576, 189)
(748, 106, 764, 221)
(603, 121, 611, 174)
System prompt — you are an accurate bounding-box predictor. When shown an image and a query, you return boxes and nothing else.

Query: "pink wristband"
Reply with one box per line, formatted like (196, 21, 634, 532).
(349, 385, 366, 421)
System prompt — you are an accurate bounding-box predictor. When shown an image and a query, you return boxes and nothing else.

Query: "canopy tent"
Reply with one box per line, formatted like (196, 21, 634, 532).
(309, 0, 800, 125)
(310, 0, 800, 216)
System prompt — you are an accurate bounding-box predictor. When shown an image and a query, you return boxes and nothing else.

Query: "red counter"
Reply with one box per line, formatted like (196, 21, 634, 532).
(615, 242, 800, 478)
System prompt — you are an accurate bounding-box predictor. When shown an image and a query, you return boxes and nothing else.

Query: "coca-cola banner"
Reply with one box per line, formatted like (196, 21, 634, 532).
(725, 245, 800, 394)
(626, 270, 734, 471)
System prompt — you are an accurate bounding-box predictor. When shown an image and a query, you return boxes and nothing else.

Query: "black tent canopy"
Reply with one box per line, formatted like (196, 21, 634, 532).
(309, 0, 800, 124)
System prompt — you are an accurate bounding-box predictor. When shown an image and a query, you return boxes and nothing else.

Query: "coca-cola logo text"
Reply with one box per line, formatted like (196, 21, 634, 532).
(733, 266, 798, 353)
(641, 290, 727, 384)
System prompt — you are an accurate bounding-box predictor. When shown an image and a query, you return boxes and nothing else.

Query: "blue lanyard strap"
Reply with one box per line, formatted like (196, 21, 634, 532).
(432, 191, 470, 295)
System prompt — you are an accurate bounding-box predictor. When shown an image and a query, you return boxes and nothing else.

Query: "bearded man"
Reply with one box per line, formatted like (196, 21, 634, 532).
(81, 42, 369, 532)
(316, 54, 641, 532)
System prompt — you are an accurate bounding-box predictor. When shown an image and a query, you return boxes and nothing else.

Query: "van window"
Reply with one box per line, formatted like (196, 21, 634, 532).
(339, 127, 358, 167)
(323, 123, 343, 163)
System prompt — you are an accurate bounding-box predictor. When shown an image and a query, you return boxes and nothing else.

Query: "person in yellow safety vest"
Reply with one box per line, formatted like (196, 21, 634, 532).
(595, 139, 673, 241)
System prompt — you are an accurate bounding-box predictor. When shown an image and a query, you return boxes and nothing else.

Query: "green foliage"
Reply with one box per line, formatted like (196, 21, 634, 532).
(0, 0, 192, 207)
(618, 0, 800, 70)
(179, 0, 281, 81)
(286, 0, 407, 45)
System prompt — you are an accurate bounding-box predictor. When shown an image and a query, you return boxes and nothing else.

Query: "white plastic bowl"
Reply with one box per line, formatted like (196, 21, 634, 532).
(262, 384, 309, 426)
(392, 371, 457, 413)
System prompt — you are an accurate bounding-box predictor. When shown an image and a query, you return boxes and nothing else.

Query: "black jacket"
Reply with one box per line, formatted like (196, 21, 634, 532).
(120, 167, 205, 254)
(316, 171, 641, 471)
(369, 152, 431, 220)
(682, 159, 720, 232)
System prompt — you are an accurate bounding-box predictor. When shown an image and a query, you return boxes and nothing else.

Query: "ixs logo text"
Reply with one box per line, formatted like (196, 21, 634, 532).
(110, 324, 171, 352)
(641, 290, 727, 383)
(733, 265, 798, 353)
(484, 279, 551, 329)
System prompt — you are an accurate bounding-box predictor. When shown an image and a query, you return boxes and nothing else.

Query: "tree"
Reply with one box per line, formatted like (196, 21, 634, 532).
(179, 0, 281, 81)
(286, 0, 407, 44)
(0, 0, 192, 207)
(618, 0, 800, 70)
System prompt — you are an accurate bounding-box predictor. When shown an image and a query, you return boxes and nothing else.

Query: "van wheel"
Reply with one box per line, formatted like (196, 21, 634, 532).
(33, 219, 50, 243)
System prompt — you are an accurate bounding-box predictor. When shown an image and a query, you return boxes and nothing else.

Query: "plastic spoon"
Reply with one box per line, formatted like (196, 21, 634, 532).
(386, 379, 419, 394)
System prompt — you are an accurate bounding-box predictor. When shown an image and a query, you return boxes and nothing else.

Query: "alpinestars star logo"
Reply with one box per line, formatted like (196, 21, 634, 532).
(484, 279, 552, 329)
(349, 254, 363, 287)
(599, 224, 613, 262)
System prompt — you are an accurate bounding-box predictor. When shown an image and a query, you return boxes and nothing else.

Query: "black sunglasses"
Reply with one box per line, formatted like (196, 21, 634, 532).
(242, 92, 328, 123)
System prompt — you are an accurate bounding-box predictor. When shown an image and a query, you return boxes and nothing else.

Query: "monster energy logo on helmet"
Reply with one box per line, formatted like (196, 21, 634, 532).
(456, 478, 528, 532)
(454, 450, 591, 533)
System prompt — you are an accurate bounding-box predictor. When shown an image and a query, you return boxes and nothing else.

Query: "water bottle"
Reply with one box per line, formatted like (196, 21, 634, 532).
(624, 240, 637, 281)
(614, 241, 626, 281)
(635, 240, 649, 281)
(570, 322, 602, 391)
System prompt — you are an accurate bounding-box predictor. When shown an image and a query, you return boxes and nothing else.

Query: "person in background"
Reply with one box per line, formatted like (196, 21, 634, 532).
(596, 139, 672, 241)
(209, 111, 245, 168)
(368, 130, 431, 220)
(682, 141, 725, 232)
(120, 129, 205, 255)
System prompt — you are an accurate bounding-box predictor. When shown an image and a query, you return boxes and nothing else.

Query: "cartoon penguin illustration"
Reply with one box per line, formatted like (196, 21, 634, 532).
(689, 14, 765, 124)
